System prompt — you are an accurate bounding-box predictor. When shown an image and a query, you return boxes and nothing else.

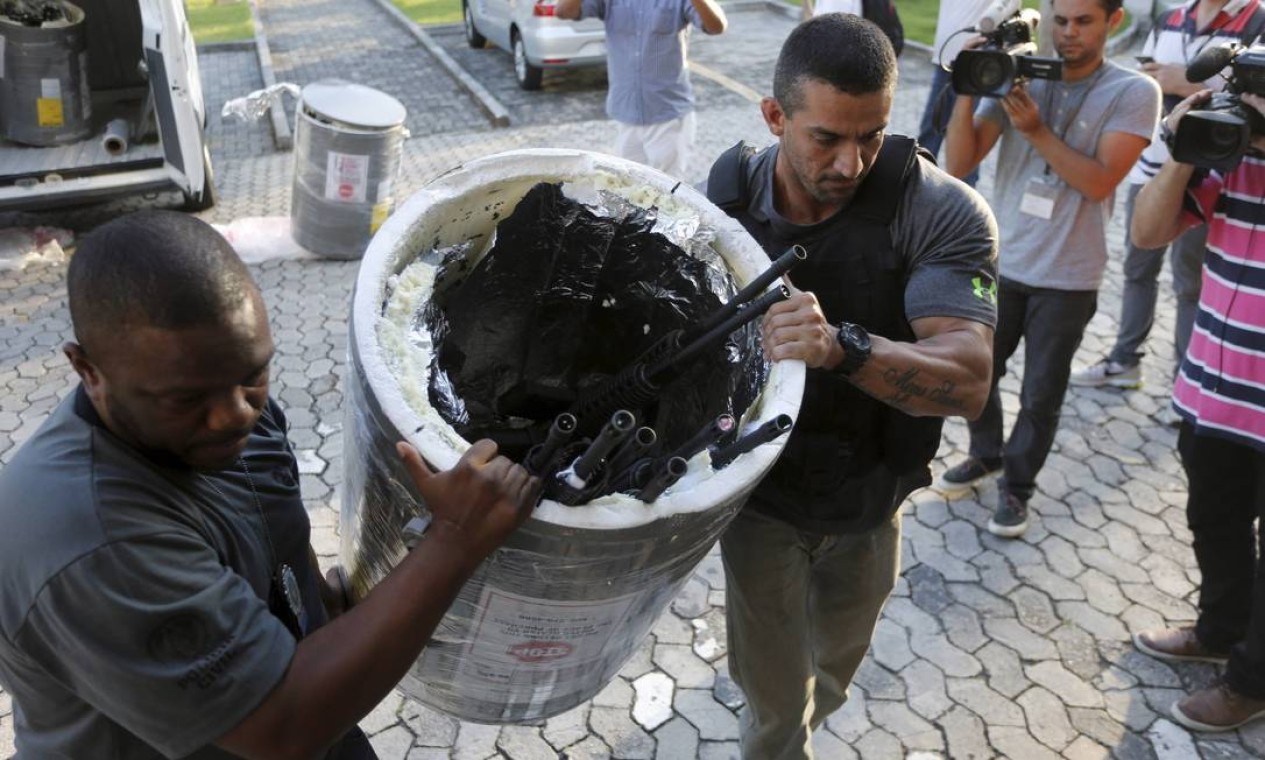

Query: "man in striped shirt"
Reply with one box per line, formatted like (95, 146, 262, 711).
(1130, 88, 1265, 732)
(1072, 0, 1263, 395)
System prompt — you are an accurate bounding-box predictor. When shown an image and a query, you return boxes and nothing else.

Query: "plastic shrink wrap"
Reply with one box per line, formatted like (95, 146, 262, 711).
(341, 149, 804, 723)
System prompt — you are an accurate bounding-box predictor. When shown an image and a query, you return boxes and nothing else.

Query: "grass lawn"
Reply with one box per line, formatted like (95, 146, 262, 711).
(732, 2, 1125, 49)
(186, 0, 254, 45)
(385, 0, 1128, 46)
(393, 0, 462, 25)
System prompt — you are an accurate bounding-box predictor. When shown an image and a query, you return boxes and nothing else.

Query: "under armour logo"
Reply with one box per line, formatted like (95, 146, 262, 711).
(972, 276, 997, 305)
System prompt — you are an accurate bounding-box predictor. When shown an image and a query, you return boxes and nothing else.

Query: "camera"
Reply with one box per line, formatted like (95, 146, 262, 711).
(1168, 44, 1265, 171)
(952, 0, 1062, 98)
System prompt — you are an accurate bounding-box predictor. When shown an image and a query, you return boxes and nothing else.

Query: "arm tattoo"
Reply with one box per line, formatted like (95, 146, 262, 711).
(880, 367, 968, 412)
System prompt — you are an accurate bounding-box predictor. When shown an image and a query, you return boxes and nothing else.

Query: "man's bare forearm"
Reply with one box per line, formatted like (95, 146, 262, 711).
(944, 96, 984, 178)
(1132, 159, 1197, 248)
(693, 0, 727, 34)
(843, 320, 994, 420)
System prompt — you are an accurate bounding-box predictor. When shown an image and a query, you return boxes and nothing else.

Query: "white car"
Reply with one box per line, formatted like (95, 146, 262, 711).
(463, 0, 606, 90)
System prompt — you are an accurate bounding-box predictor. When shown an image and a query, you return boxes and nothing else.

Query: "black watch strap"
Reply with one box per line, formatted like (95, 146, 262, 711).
(834, 322, 872, 377)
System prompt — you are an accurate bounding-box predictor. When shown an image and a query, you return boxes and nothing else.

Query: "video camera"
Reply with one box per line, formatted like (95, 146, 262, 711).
(952, 0, 1062, 98)
(1168, 43, 1265, 171)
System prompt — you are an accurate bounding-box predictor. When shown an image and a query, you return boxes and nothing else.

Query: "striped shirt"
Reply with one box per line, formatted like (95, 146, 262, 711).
(1172, 155, 1265, 451)
(1127, 0, 1263, 185)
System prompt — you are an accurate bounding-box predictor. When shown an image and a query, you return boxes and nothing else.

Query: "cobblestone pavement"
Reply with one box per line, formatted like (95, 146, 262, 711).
(2, 4, 1263, 759)
(258, 0, 490, 139)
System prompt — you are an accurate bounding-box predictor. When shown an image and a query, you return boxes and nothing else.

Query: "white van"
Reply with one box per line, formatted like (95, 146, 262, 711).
(0, 0, 214, 212)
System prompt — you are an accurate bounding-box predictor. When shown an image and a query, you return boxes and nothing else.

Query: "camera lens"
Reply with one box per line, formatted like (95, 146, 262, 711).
(972, 56, 1007, 92)
(1209, 122, 1242, 155)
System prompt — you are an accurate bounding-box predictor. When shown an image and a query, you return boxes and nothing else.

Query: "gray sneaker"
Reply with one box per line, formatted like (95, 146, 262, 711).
(988, 492, 1029, 538)
(935, 456, 1003, 497)
(1070, 359, 1142, 389)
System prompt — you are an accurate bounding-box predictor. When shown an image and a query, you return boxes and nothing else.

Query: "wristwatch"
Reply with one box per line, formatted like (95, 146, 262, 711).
(834, 322, 872, 377)
(1159, 117, 1177, 152)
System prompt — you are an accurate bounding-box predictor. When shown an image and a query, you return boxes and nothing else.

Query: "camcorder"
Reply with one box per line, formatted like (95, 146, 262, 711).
(952, 0, 1062, 98)
(1168, 44, 1265, 171)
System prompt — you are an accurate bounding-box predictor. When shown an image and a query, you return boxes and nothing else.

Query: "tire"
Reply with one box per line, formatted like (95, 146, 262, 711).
(513, 31, 543, 91)
(181, 145, 218, 212)
(464, 2, 487, 49)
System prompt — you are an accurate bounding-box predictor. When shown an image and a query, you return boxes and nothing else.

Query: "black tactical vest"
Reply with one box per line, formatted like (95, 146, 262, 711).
(707, 136, 943, 531)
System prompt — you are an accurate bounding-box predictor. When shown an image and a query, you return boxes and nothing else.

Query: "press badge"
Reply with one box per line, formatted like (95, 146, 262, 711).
(1020, 177, 1058, 220)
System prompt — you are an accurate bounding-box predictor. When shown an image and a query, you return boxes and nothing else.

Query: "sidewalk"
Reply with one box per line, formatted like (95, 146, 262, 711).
(1, 4, 1259, 758)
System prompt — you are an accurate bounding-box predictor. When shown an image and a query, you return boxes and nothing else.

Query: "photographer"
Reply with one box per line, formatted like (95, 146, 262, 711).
(1129, 88, 1265, 732)
(1072, 0, 1264, 398)
(941, 0, 1160, 538)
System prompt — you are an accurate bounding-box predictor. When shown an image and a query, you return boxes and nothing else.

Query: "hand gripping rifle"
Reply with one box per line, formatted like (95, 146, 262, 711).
(567, 245, 807, 438)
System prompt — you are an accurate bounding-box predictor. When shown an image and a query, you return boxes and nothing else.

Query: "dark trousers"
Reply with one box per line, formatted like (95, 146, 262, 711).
(968, 277, 1097, 501)
(1108, 183, 1206, 373)
(1179, 423, 1265, 699)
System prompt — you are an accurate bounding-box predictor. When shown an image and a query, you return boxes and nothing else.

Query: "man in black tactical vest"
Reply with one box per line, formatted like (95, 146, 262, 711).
(706, 15, 1000, 759)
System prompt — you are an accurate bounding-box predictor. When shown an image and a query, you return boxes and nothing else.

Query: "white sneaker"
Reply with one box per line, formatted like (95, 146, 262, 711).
(1070, 359, 1142, 389)
(1157, 406, 1183, 428)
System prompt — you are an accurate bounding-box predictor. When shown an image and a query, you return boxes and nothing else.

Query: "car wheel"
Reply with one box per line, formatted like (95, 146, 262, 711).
(464, 1, 487, 48)
(513, 31, 543, 90)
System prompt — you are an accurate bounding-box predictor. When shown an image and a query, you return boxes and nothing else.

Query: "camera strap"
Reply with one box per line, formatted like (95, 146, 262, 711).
(1181, 3, 1265, 64)
(1040, 65, 1108, 175)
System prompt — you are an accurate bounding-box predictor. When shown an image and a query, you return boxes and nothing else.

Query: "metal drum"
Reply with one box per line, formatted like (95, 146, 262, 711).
(0, 1, 92, 146)
(291, 80, 406, 259)
(342, 149, 804, 723)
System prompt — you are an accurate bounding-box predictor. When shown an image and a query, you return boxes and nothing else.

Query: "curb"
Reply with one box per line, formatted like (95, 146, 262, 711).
(367, 0, 512, 128)
(196, 40, 257, 53)
(247, 0, 293, 151)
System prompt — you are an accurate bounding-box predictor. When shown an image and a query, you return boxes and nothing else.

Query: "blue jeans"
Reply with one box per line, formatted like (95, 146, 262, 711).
(918, 64, 978, 187)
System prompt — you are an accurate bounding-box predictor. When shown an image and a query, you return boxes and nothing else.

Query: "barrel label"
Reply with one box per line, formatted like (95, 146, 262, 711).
(456, 586, 637, 687)
(371, 200, 391, 233)
(37, 98, 64, 128)
(40, 78, 60, 100)
(324, 151, 370, 204)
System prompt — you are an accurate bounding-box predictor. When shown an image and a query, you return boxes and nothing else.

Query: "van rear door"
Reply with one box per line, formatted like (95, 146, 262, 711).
(139, 0, 213, 208)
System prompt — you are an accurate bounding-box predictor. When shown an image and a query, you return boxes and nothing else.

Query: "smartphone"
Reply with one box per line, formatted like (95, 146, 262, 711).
(1135, 55, 1155, 65)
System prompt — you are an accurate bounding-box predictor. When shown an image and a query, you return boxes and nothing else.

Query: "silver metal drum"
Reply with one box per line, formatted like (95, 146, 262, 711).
(341, 149, 804, 724)
(0, 1, 92, 146)
(291, 80, 406, 259)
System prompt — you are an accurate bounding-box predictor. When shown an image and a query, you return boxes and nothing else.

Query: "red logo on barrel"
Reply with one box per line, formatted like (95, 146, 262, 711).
(508, 641, 573, 663)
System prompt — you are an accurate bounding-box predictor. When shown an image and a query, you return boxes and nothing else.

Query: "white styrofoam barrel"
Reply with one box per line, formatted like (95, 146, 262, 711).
(290, 80, 406, 259)
(340, 149, 804, 723)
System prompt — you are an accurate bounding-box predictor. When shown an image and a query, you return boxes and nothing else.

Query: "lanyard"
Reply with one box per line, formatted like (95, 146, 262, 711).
(1181, 2, 1236, 64)
(1040, 66, 1107, 174)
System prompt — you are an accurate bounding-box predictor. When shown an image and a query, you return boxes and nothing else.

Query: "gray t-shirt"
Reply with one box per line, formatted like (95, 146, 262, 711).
(0, 392, 301, 759)
(978, 60, 1160, 290)
(748, 143, 1000, 330)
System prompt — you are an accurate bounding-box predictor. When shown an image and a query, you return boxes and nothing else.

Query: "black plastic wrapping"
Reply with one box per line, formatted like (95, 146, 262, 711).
(426, 182, 765, 472)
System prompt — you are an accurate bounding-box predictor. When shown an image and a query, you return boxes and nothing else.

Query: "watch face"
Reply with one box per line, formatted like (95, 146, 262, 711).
(836, 323, 871, 375)
(840, 323, 869, 349)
